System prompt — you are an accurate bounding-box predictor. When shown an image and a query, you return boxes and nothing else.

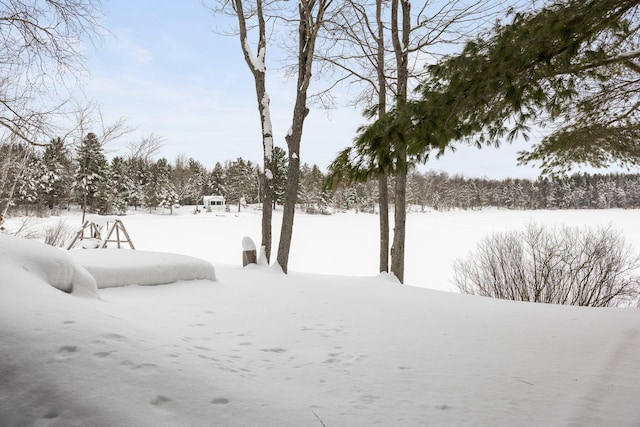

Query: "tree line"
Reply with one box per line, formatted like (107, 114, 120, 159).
(3, 134, 640, 216)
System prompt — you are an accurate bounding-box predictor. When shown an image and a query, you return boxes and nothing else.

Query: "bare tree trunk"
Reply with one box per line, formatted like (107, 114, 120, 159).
(277, 135, 302, 272)
(391, 150, 407, 282)
(390, 0, 410, 283)
(376, 0, 389, 273)
(277, 0, 331, 273)
(230, 0, 275, 263)
(378, 175, 390, 272)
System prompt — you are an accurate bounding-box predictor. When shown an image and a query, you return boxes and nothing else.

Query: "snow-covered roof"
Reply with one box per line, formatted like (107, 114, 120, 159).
(203, 195, 225, 201)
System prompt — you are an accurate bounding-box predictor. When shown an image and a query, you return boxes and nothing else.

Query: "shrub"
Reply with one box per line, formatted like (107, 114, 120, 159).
(8, 217, 41, 240)
(44, 219, 75, 248)
(453, 222, 640, 307)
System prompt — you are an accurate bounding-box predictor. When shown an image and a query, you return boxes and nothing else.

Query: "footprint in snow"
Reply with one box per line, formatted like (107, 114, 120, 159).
(120, 360, 158, 370)
(93, 351, 116, 359)
(150, 395, 173, 408)
(56, 345, 79, 359)
(101, 333, 126, 342)
(260, 348, 287, 353)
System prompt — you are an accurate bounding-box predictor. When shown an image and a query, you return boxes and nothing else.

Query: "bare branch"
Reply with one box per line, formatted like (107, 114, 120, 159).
(0, 0, 104, 145)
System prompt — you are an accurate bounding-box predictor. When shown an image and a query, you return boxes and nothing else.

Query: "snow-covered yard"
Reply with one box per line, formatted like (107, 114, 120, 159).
(1, 209, 639, 426)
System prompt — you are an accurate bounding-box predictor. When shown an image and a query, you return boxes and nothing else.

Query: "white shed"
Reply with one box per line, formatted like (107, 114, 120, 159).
(203, 195, 226, 212)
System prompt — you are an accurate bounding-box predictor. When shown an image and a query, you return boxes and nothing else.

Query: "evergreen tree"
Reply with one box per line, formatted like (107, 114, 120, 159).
(42, 137, 73, 210)
(144, 158, 172, 212)
(75, 132, 107, 220)
(413, 0, 640, 174)
(101, 156, 131, 215)
(300, 163, 327, 213)
(208, 162, 226, 198)
(186, 158, 208, 208)
(17, 150, 46, 214)
(159, 184, 180, 214)
(124, 157, 148, 211)
(225, 158, 256, 212)
(170, 155, 193, 204)
(273, 146, 288, 208)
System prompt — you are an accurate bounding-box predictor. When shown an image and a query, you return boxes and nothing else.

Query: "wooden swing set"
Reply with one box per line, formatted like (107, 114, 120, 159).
(66, 219, 135, 250)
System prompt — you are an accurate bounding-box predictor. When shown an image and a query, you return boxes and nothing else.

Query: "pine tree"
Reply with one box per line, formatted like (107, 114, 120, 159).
(159, 185, 180, 214)
(144, 158, 172, 212)
(273, 146, 288, 208)
(101, 156, 131, 215)
(17, 150, 46, 214)
(208, 162, 226, 198)
(225, 158, 255, 212)
(124, 157, 147, 211)
(185, 158, 207, 207)
(42, 137, 73, 210)
(75, 132, 107, 220)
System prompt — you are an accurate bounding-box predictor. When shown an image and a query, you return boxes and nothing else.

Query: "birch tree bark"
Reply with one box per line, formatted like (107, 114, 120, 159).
(233, 0, 275, 262)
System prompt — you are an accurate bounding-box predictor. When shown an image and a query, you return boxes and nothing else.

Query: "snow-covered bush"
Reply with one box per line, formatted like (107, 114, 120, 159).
(454, 222, 640, 307)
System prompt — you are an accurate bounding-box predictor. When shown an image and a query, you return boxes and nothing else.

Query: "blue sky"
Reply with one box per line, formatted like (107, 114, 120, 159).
(80, 0, 635, 179)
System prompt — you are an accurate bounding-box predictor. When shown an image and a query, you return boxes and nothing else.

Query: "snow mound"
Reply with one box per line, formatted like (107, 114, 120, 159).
(0, 234, 98, 297)
(241, 236, 256, 251)
(69, 249, 216, 288)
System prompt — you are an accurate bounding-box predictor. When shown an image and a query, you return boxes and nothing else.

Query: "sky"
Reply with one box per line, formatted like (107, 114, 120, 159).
(79, 0, 638, 180)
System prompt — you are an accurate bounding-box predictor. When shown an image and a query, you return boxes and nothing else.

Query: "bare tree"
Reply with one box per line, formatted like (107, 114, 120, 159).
(323, 0, 515, 282)
(276, 0, 334, 273)
(206, 0, 276, 263)
(126, 133, 165, 164)
(317, 0, 391, 273)
(0, 0, 103, 145)
(69, 101, 132, 149)
(454, 222, 640, 307)
(375, 0, 390, 274)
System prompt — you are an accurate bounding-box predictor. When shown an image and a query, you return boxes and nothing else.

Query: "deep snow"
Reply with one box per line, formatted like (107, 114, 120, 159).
(1, 209, 640, 426)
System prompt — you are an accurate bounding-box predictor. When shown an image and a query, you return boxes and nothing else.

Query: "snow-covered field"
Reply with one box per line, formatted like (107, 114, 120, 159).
(1, 208, 640, 426)
(64, 207, 640, 291)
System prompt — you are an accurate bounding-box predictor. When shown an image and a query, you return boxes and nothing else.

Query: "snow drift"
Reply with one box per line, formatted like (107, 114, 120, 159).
(69, 249, 216, 288)
(1, 210, 640, 426)
(0, 233, 97, 297)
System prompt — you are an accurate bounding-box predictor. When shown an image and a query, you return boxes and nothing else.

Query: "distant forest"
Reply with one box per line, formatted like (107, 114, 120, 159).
(2, 136, 640, 216)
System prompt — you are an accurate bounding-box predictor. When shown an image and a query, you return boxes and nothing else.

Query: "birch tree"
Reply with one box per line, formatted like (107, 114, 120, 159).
(276, 0, 334, 273)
